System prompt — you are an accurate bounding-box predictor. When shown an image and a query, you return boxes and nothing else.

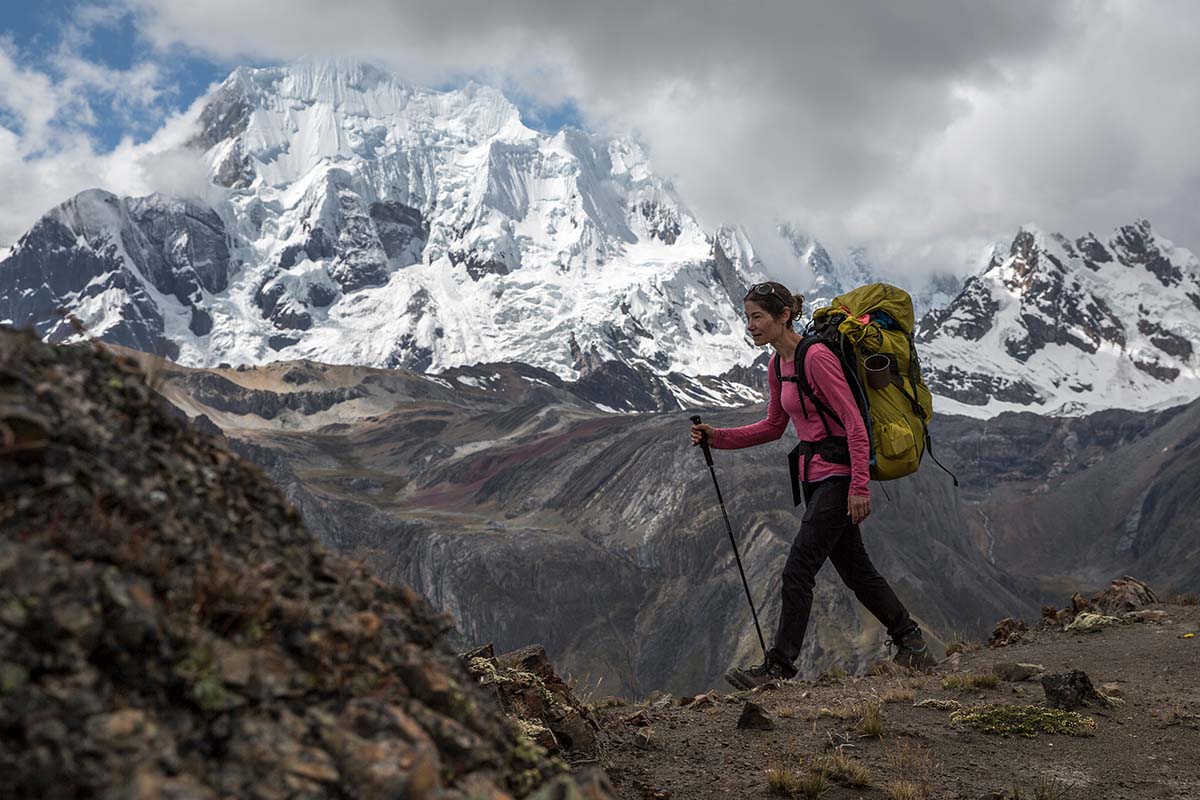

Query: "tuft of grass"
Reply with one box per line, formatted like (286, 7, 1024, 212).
(817, 701, 863, 720)
(564, 671, 605, 707)
(1012, 776, 1074, 799)
(797, 770, 829, 799)
(815, 751, 872, 787)
(944, 633, 979, 656)
(858, 701, 885, 737)
(775, 704, 800, 718)
(883, 740, 936, 795)
(907, 676, 927, 690)
(881, 684, 916, 704)
(884, 779, 924, 800)
(817, 665, 849, 682)
(766, 762, 802, 796)
(867, 659, 907, 677)
(950, 704, 1096, 737)
(1167, 592, 1199, 606)
(942, 672, 1001, 691)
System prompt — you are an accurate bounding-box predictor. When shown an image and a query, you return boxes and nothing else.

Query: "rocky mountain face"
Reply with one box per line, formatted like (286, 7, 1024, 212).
(0, 328, 611, 799)
(0, 61, 770, 413)
(141, 343, 1200, 696)
(0, 190, 235, 358)
(918, 221, 1200, 417)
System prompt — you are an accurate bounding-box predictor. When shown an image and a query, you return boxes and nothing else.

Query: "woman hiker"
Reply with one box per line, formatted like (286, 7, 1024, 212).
(689, 280, 935, 690)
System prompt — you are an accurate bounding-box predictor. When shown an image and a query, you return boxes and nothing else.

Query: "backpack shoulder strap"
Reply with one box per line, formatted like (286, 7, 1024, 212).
(792, 338, 842, 436)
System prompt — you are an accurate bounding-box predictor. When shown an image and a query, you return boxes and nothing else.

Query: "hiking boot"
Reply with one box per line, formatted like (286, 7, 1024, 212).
(890, 628, 937, 669)
(724, 658, 797, 690)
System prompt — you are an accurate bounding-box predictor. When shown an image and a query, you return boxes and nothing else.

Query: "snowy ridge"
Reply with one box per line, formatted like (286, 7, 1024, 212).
(3, 61, 1200, 418)
(187, 60, 763, 381)
(1, 61, 769, 406)
(918, 221, 1200, 417)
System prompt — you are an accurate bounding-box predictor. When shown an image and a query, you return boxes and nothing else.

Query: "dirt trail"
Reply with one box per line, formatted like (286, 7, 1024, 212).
(598, 603, 1200, 799)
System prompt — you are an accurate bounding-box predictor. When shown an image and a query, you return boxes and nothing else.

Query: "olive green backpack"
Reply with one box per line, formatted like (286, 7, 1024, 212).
(779, 282, 957, 505)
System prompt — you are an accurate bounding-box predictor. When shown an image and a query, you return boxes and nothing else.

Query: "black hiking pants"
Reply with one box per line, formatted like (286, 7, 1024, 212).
(766, 476, 916, 668)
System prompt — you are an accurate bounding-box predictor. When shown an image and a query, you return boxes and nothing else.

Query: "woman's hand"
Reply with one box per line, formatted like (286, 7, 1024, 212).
(690, 423, 715, 446)
(848, 493, 871, 524)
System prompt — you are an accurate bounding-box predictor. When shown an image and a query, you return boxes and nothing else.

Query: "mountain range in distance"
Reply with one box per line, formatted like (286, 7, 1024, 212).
(1, 60, 1199, 420)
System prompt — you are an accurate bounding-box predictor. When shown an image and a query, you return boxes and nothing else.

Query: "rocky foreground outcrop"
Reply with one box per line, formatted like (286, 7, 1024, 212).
(0, 329, 607, 799)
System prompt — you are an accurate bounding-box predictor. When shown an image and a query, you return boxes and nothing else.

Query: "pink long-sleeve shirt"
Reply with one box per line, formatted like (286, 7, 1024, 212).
(710, 345, 871, 497)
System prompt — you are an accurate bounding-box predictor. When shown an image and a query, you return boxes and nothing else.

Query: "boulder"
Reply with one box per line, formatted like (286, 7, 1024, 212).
(1041, 670, 1117, 711)
(989, 617, 1028, 647)
(736, 701, 774, 731)
(1092, 576, 1158, 616)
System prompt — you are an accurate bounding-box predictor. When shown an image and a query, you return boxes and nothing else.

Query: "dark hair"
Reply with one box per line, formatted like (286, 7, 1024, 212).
(743, 281, 804, 329)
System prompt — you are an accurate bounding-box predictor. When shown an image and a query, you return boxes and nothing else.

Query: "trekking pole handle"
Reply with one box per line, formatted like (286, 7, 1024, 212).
(689, 415, 714, 467)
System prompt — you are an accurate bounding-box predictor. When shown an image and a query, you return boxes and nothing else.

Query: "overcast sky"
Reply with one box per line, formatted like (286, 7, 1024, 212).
(2, 0, 1198, 277)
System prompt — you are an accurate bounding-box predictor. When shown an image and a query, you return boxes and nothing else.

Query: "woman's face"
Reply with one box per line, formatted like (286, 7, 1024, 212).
(744, 300, 789, 344)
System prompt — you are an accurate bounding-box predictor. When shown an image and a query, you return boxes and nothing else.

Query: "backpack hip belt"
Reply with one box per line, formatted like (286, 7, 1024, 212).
(787, 437, 851, 507)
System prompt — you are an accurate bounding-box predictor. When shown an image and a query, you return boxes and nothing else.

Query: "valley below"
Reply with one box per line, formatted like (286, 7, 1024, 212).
(149, 349, 1200, 697)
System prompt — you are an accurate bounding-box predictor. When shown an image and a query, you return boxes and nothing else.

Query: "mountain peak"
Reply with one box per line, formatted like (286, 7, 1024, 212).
(919, 220, 1200, 416)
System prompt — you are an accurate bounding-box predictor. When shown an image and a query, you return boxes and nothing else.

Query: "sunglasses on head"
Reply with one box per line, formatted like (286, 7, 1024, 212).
(749, 283, 780, 297)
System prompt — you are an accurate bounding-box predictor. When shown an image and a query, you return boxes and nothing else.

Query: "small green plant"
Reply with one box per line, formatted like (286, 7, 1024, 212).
(858, 701, 885, 737)
(942, 672, 1000, 691)
(815, 751, 872, 787)
(950, 704, 1096, 737)
(177, 646, 228, 711)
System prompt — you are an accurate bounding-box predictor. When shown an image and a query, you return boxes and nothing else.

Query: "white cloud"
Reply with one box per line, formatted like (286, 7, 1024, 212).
(4, 0, 1199, 277)
(117, 0, 1200, 273)
(0, 17, 214, 246)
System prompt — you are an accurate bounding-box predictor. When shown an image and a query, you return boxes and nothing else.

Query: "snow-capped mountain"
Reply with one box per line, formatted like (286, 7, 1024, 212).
(918, 221, 1200, 417)
(0, 61, 767, 409)
(3, 60, 1200, 419)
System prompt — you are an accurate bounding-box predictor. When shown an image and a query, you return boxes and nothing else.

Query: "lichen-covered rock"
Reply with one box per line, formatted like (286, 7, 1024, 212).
(0, 328, 580, 799)
(1065, 612, 1123, 633)
(464, 643, 603, 762)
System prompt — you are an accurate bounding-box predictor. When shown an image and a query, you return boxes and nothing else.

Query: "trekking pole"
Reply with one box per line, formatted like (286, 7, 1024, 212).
(689, 415, 768, 658)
